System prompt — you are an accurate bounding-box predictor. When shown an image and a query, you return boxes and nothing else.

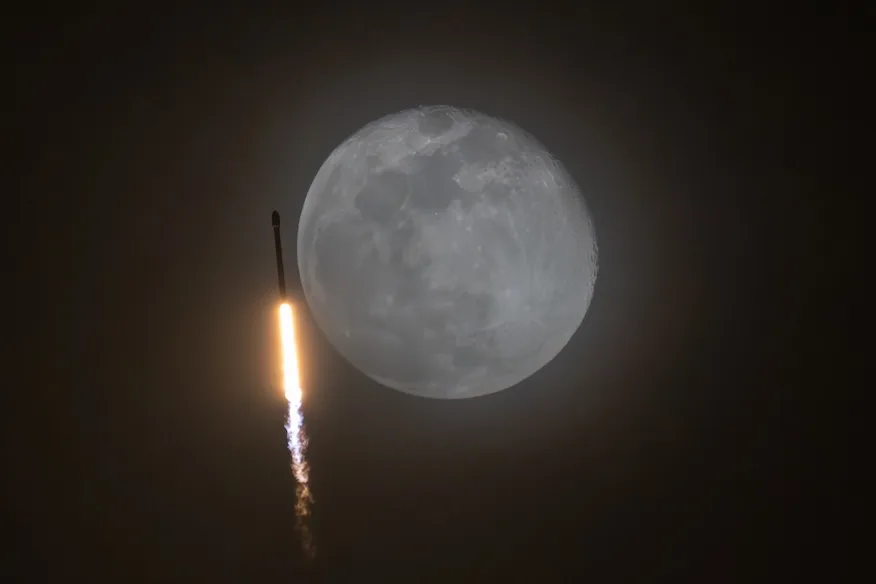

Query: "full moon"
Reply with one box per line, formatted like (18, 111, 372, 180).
(298, 106, 598, 399)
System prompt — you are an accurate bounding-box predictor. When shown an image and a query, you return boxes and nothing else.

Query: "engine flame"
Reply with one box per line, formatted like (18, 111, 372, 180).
(279, 302, 315, 558)
(280, 304, 302, 404)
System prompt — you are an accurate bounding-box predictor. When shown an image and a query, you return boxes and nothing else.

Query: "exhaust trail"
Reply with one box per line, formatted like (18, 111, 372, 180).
(279, 302, 315, 558)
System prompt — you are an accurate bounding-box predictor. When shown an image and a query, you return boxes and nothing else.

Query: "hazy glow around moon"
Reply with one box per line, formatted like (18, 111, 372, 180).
(298, 106, 597, 399)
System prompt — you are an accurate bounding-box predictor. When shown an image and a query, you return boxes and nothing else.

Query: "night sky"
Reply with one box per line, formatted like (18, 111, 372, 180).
(9, 3, 845, 582)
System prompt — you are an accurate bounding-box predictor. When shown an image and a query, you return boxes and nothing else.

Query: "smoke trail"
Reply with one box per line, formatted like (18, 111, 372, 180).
(279, 303, 316, 559)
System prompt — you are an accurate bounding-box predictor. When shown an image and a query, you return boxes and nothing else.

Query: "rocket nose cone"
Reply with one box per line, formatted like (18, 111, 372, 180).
(271, 210, 280, 227)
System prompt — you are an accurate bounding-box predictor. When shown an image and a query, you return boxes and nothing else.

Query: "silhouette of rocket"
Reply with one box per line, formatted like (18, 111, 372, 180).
(271, 210, 287, 300)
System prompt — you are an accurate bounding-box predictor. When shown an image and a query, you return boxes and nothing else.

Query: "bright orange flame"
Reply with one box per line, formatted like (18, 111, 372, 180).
(279, 303, 301, 404)
(278, 302, 315, 558)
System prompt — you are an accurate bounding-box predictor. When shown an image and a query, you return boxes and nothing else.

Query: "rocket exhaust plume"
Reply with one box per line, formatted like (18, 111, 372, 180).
(273, 211, 315, 558)
(280, 303, 315, 558)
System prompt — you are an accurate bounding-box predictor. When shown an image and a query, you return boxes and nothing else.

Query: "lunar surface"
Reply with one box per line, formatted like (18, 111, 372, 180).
(297, 106, 597, 399)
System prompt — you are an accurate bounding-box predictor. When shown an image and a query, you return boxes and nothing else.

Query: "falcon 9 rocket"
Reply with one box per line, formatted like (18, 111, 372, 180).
(271, 210, 287, 300)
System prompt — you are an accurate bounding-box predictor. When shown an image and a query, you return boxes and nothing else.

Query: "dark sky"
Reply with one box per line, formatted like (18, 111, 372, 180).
(9, 2, 845, 582)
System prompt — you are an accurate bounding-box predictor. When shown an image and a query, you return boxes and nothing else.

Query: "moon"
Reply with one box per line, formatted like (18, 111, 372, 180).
(297, 106, 597, 399)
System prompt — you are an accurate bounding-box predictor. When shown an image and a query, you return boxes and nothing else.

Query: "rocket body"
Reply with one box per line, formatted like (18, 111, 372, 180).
(271, 210, 288, 300)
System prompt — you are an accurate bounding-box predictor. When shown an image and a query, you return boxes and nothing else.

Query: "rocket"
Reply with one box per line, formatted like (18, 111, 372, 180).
(271, 210, 287, 300)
